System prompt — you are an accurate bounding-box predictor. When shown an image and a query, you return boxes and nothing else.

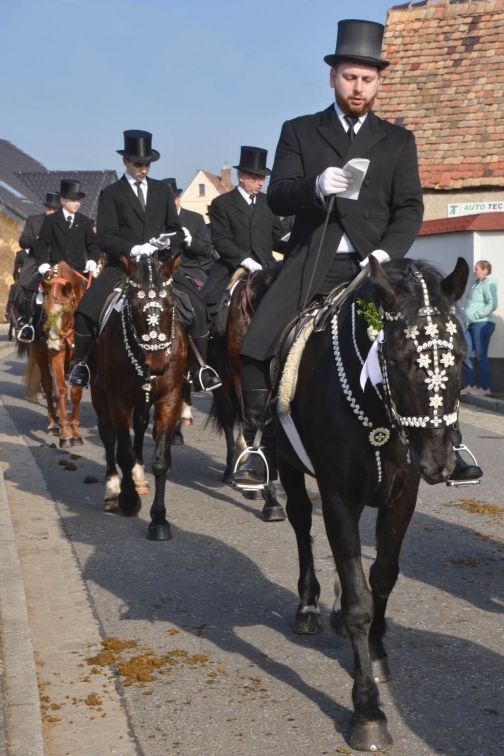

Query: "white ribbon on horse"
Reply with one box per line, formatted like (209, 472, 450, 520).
(360, 330, 385, 391)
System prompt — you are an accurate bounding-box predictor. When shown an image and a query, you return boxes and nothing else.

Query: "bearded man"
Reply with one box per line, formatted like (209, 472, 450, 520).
(234, 18, 480, 488)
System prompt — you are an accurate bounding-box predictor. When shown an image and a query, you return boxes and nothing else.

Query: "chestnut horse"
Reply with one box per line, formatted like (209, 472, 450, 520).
(23, 261, 90, 448)
(90, 254, 187, 541)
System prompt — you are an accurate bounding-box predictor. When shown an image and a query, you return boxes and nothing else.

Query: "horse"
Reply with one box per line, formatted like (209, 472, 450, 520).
(90, 253, 187, 541)
(23, 261, 90, 448)
(208, 262, 287, 522)
(274, 256, 469, 750)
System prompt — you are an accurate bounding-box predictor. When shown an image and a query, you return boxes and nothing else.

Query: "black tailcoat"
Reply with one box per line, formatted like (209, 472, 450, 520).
(178, 207, 213, 282)
(241, 105, 424, 361)
(201, 189, 286, 308)
(34, 210, 100, 273)
(19, 213, 45, 251)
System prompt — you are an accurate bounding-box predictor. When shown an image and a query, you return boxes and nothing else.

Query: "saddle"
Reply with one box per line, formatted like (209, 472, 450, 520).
(209, 267, 247, 340)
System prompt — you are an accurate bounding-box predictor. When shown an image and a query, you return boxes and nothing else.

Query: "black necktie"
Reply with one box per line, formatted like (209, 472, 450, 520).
(135, 181, 146, 213)
(67, 215, 73, 229)
(344, 116, 359, 142)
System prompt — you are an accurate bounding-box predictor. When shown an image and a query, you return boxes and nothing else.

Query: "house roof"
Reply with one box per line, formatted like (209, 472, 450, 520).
(201, 170, 235, 194)
(16, 170, 118, 220)
(377, 0, 504, 191)
(419, 212, 504, 235)
(0, 140, 48, 221)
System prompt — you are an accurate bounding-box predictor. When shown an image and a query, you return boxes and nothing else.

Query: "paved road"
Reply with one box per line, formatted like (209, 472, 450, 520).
(0, 349, 503, 756)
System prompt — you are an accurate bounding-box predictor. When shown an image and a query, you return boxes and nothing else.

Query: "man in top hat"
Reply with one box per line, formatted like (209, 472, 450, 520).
(69, 130, 221, 393)
(162, 178, 214, 285)
(18, 181, 100, 343)
(200, 146, 288, 317)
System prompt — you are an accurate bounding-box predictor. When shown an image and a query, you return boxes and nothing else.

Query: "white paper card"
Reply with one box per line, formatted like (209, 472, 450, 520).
(360, 330, 384, 391)
(339, 158, 370, 201)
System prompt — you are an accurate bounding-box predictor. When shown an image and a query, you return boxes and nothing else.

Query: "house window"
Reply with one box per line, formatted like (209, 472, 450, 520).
(198, 183, 205, 197)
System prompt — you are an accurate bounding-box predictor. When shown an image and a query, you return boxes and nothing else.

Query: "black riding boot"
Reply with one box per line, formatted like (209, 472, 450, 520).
(17, 292, 37, 343)
(233, 389, 278, 488)
(188, 334, 222, 392)
(448, 428, 483, 483)
(68, 331, 93, 388)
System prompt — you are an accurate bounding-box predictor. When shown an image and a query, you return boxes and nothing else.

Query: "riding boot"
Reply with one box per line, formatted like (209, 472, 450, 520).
(68, 332, 93, 388)
(188, 334, 222, 392)
(17, 292, 37, 343)
(233, 389, 277, 488)
(448, 450, 483, 482)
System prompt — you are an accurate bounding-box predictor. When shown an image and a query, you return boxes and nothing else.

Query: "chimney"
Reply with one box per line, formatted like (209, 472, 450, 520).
(221, 162, 233, 190)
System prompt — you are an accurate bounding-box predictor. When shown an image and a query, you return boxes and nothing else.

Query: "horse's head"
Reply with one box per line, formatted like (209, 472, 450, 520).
(121, 253, 181, 377)
(369, 256, 469, 484)
(42, 262, 83, 352)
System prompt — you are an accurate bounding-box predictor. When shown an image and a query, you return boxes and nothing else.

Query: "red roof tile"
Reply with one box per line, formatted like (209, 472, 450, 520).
(419, 211, 504, 234)
(202, 171, 235, 195)
(377, 0, 504, 190)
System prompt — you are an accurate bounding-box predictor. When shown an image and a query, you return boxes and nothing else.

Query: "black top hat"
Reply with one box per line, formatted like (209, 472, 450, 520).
(233, 147, 271, 177)
(324, 19, 390, 70)
(161, 178, 183, 197)
(58, 179, 85, 199)
(117, 130, 160, 164)
(43, 192, 62, 209)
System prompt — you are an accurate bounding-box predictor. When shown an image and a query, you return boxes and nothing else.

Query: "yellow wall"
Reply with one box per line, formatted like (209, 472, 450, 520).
(0, 213, 22, 312)
(180, 170, 223, 219)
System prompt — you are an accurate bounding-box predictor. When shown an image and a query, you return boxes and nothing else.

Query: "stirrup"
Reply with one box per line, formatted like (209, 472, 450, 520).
(17, 324, 35, 343)
(232, 447, 270, 491)
(199, 365, 222, 392)
(447, 444, 481, 487)
(69, 362, 91, 388)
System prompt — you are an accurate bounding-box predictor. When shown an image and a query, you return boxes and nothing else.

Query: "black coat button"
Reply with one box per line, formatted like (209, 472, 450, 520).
(364, 179, 370, 187)
(364, 212, 370, 219)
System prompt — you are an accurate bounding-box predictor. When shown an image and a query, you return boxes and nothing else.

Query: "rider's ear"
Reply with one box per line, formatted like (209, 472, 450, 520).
(120, 254, 137, 277)
(369, 255, 398, 306)
(159, 252, 181, 279)
(441, 257, 469, 302)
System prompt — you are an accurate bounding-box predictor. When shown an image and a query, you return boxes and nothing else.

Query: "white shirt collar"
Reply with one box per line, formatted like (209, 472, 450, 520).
(124, 172, 147, 187)
(237, 185, 254, 205)
(62, 208, 73, 220)
(334, 101, 368, 129)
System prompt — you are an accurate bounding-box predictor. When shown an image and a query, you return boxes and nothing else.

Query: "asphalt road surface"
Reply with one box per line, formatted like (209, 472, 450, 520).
(0, 349, 503, 756)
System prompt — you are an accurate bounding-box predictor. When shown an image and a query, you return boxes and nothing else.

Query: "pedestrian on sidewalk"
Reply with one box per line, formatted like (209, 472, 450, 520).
(461, 260, 498, 396)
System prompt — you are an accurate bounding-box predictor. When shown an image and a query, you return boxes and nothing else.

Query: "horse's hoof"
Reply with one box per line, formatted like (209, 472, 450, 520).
(180, 417, 193, 427)
(329, 609, 350, 638)
(59, 438, 73, 450)
(349, 720, 393, 752)
(135, 485, 150, 495)
(372, 657, 391, 684)
(147, 521, 172, 541)
(104, 499, 120, 512)
(222, 468, 233, 484)
(71, 436, 84, 446)
(262, 505, 286, 522)
(118, 492, 141, 517)
(171, 432, 184, 446)
(293, 611, 322, 635)
(47, 427, 60, 437)
(242, 490, 260, 501)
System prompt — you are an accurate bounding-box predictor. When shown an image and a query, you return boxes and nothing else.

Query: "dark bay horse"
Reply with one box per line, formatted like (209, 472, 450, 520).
(277, 256, 469, 750)
(90, 254, 187, 541)
(209, 262, 287, 522)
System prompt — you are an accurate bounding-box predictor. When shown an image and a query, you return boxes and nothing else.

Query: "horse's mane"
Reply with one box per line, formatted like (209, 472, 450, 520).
(380, 259, 451, 321)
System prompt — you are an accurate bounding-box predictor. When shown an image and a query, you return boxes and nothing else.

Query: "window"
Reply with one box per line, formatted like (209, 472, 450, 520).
(198, 183, 205, 197)
(0, 180, 27, 199)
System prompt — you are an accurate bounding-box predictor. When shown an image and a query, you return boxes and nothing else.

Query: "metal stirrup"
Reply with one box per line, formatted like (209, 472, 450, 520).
(233, 426, 270, 491)
(446, 444, 481, 487)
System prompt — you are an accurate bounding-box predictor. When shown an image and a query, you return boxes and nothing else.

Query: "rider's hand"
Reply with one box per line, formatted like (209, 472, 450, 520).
(130, 243, 157, 258)
(182, 227, 192, 248)
(38, 263, 50, 275)
(149, 234, 172, 250)
(84, 260, 97, 274)
(241, 257, 262, 272)
(317, 167, 353, 197)
(359, 250, 391, 268)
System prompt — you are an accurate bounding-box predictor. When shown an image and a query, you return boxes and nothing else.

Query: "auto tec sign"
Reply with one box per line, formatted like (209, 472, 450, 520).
(447, 202, 504, 217)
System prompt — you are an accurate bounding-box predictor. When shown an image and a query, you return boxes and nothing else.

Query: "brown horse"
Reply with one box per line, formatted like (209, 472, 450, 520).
(90, 254, 187, 541)
(23, 261, 90, 448)
(209, 263, 286, 522)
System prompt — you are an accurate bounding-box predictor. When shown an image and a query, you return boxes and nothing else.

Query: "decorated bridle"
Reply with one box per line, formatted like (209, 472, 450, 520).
(121, 259, 176, 401)
(42, 264, 92, 349)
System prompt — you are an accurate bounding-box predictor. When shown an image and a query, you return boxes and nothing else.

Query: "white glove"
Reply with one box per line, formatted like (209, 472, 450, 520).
(360, 250, 391, 268)
(149, 234, 173, 250)
(84, 260, 97, 274)
(38, 263, 50, 275)
(130, 242, 157, 258)
(317, 167, 353, 197)
(241, 257, 262, 272)
(182, 227, 192, 247)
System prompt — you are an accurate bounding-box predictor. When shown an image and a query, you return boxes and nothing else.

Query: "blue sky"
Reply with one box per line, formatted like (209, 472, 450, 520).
(3, 0, 393, 187)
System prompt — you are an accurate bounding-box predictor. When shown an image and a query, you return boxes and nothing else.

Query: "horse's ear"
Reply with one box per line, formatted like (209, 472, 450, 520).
(120, 254, 137, 277)
(368, 254, 399, 306)
(441, 257, 469, 302)
(159, 252, 181, 279)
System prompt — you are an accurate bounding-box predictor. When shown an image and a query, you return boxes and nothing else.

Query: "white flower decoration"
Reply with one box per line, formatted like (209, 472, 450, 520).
(429, 395, 443, 409)
(445, 320, 457, 336)
(367, 326, 379, 342)
(142, 334, 150, 342)
(425, 369, 448, 392)
(431, 415, 442, 427)
(160, 289, 168, 298)
(158, 333, 166, 342)
(425, 322, 439, 338)
(147, 314, 160, 327)
(148, 290, 156, 299)
(417, 353, 431, 369)
(369, 428, 390, 447)
(440, 352, 455, 368)
(149, 330, 157, 339)
(404, 325, 419, 340)
(138, 291, 145, 299)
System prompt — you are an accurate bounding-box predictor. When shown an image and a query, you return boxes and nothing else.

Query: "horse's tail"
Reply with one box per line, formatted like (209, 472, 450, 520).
(17, 342, 29, 359)
(204, 385, 242, 435)
(22, 347, 42, 402)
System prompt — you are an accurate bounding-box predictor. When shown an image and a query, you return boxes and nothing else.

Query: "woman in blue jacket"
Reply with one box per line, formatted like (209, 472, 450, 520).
(461, 260, 498, 395)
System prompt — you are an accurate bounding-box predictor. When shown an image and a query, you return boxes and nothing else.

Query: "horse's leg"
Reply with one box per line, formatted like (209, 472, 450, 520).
(91, 382, 120, 511)
(279, 456, 321, 634)
(147, 399, 179, 541)
(320, 483, 392, 751)
(69, 384, 84, 446)
(50, 350, 73, 449)
(132, 402, 150, 495)
(212, 383, 240, 484)
(260, 483, 286, 522)
(368, 480, 418, 684)
(180, 381, 193, 426)
(111, 402, 141, 516)
(34, 346, 58, 436)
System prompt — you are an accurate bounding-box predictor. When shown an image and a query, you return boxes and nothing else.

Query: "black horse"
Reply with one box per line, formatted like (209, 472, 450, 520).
(278, 256, 469, 751)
